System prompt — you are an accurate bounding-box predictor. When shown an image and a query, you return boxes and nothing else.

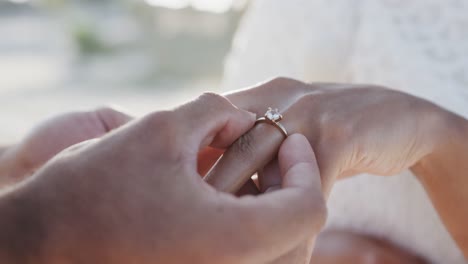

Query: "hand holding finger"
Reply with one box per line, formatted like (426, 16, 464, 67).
(227, 134, 326, 263)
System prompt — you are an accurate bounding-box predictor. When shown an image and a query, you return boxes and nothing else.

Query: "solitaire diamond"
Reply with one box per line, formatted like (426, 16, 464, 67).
(265, 107, 282, 122)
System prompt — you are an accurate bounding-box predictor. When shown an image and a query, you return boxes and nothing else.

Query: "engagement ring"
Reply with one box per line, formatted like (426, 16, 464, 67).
(255, 107, 288, 137)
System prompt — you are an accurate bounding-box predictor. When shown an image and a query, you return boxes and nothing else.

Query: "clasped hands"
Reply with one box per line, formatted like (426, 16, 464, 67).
(0, 77, 452, 264)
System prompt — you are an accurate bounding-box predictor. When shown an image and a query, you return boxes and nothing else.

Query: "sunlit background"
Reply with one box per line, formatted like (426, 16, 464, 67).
(0, 0, 248, 143)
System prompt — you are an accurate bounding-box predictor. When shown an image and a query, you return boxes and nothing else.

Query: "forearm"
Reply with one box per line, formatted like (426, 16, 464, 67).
(411, 110, 468, 257)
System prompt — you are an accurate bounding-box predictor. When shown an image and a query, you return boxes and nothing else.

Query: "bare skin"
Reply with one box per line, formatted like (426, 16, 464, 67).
(0, 93, 327, 264)
(203, 77, 468, 263)
(310, 230, 428, 264)
(0, 107, 132, 187)
(0, 79, 466, 263)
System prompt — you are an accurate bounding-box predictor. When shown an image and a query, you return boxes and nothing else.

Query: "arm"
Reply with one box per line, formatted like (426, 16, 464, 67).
(412, 112, 468, 257)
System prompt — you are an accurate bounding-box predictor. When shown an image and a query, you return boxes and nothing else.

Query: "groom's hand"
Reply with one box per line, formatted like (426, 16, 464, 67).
(0, 107, 133, 186)
(0, 93, 326, 264)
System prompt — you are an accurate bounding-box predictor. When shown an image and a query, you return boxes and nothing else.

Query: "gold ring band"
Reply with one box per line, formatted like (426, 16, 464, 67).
(255, 117, 288, 137)
(255, 107, 288, 138)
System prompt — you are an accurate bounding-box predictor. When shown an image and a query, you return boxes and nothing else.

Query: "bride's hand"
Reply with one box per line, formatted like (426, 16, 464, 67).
(206, 77, 450, 195)
(205, 76, 449, 264)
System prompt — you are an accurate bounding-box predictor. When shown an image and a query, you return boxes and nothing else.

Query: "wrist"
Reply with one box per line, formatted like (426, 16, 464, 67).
(412, 107, 468, 180)
(431, 109, 468, 159)
(411, 109, 468, 256)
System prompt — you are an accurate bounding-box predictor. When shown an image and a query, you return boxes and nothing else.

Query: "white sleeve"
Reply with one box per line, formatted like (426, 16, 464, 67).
(222, 0, 360, 91)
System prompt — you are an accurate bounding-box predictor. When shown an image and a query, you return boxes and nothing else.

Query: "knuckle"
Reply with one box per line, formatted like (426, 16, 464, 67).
(263, 77, 308, 93)
(194, 92, 238, 119)
(142, 110, 172, 129)
(269, 76, 293, 83)
(288, 93, 322, 131)
(267, 76, 297, 86)
(297, 92, 321, 107)
(291, 93, 322, 117)
(298, 93, 353, 144)
(198, 92, 232, 109)
(362, 83, 390, 91)
(314, 196, 328, 229)
(140, 111, 182, 158)
(93, 106, 120, 129)
(93, 105, 115, 114)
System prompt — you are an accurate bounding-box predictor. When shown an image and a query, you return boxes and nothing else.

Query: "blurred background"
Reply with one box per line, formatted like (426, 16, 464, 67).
(0, 0, 248, 143)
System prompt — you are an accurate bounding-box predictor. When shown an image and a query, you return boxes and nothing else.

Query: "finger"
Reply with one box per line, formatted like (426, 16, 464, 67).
(228, 134, 326, 262)
(277, 134, 321, 190)
(266, 239, 315, 264)
(264, 181, 316, 264)
(203, 107, 300, 193)
(197, 147, 224, 176)
(236, 179, 260, 196)
(223, 77, 310, 115)
(258, 158, 281, 193)
(93, 106, 134, 131)
(62, 138, 101, 153)
(174, 93, 256, 153)
(197, 147, 261, 195)
(203, 122, 285, 193)
(198, 148, 262, 197)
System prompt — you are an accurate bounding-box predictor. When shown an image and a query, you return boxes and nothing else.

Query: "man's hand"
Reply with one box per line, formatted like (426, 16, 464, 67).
(0, 93, 326, 264)
(0, 107, 132, 186)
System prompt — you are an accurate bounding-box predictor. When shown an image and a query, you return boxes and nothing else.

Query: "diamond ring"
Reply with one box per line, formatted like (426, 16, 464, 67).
(255, 107, 288, 137)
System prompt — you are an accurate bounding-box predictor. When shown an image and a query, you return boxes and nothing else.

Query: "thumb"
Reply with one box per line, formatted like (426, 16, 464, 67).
(278, 134, 323, 193)
(230, 134, 326, 262)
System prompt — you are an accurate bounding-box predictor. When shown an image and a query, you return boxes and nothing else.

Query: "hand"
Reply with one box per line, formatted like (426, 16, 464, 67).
(0, 93, 326, 264)
(0, 107, 132, 185)
(201, 77, 449, 264)
(206, 77, 448, 195)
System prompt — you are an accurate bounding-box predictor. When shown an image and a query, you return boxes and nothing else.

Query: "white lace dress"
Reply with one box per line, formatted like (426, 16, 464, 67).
(222, 1, 468, 263)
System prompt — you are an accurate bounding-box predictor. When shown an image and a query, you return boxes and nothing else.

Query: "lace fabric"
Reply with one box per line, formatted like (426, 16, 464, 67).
(223, 0, 468, 263)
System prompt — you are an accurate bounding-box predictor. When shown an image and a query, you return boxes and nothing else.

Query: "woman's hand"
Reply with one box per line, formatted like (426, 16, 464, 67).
(205, 77, 468, 262)
(206, 77, 448, 195)
(0, 107, 133, 186)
